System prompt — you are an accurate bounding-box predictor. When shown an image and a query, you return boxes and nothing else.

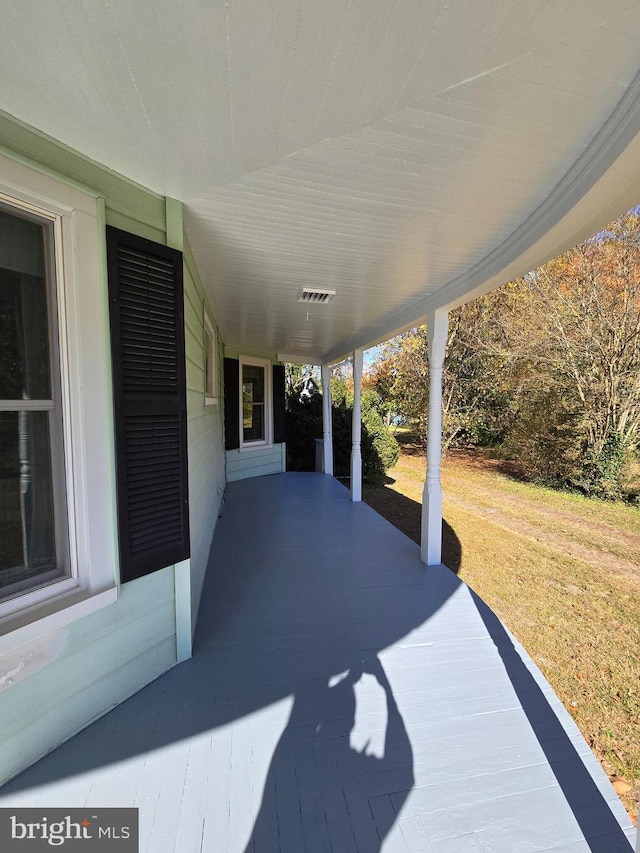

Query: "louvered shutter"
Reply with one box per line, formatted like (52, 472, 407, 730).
(272, 364, 286, 444)
(107, 227, 190, 583)
(223, 358, 240, 450)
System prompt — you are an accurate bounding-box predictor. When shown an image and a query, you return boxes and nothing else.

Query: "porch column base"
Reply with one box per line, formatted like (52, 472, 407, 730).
(421, 480, 443, 566)
(350, 449, 362, 501)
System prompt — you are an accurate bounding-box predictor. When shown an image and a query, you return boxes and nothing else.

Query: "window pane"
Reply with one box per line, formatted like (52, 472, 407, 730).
(0, 209, 50, 400)
(243, 402, 264, 443)
(0, 411, 61, 591)
(242, 364, 264, 403)
(242, 364, 266, 442)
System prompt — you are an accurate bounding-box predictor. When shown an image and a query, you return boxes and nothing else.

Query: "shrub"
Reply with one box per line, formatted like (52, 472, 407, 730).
(285, 373, 399, 482)
(285, 379, 323, 472)
(501, 389, 632, 499)
(574, 431, 628, 500)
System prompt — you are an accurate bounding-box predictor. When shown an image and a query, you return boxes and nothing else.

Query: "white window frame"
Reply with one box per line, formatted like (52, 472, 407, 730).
(204, 310, 218, 405)
(0, 153, 118, 652)
(239, 355, 272, 449)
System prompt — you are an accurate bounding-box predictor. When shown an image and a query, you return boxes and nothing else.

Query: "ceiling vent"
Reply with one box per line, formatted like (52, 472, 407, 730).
(298, 287, 336, 304)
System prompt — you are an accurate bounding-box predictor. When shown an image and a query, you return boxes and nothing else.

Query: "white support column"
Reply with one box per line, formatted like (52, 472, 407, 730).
(351, 349, 364, 502)
(321, 363, 333, 475)
(421, 309, 449, 565)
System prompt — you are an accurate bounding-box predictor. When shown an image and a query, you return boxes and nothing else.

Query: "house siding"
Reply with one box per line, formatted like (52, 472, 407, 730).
(183, 240, 226, 632)
(0, 573, 176, 782)
(226, 444, 286, 481)
(0, 114, 226, 783)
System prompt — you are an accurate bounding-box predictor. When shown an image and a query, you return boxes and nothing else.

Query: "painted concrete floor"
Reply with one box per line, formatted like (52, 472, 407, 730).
(0, 473, 636, 852)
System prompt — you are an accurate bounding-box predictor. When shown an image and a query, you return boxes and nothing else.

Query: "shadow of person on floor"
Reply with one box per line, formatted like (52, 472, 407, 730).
(244, 653, 413, 853)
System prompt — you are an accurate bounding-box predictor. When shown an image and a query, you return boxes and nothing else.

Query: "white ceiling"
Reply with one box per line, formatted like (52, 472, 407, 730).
(3, 1, 640, 361)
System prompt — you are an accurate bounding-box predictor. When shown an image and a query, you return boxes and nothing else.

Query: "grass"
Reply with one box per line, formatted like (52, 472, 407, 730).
(364, 433, 640, 821)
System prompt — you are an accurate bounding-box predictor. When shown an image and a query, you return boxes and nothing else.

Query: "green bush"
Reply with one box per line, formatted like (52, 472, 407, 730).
(285, 379, 323, 472)
(500, 388, 632, 499)
(574, 431, 628, 500)
(500, 388, 581, 486)
(361, 391, 400, 481)
(285, 374, 399, 483)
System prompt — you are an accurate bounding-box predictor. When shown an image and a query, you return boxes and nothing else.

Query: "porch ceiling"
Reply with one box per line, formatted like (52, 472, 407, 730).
(3, 2, 640, 361)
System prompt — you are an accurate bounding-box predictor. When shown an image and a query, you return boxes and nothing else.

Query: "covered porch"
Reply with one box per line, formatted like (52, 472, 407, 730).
(0, 473, 634, 852)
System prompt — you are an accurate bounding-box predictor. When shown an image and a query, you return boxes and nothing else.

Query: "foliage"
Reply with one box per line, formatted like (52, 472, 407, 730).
(329, 380, 400, 482)
(284, 364, 323, 473)
(285, 366, 399, 483)
(361, 393, 400, 476)
(368, 208, 640, 499)
(369, 291, 514, 451)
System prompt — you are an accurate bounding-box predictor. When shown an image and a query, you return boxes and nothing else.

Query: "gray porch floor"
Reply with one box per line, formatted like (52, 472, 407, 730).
(0, 473, 635, 852)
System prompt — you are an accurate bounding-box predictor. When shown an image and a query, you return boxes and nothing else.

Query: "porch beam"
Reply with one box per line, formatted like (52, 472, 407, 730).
(321, 363, 333, 475)
(351, 349, 364, 502)
(421, 309, 448, 565)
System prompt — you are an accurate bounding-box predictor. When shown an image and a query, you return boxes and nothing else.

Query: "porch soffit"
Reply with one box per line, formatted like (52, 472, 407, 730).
(1, 2, 640, 360)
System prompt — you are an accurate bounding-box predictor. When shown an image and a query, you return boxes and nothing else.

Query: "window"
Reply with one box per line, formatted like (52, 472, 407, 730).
(239, 356, 271, 447)
(204, 311, 217, 404)
(0, 153, 117, 647)
(0, 205, 68, 602)
(224, 358, 285, 452)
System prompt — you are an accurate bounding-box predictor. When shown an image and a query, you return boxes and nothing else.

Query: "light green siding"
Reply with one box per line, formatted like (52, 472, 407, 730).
(0, 573, 176, 781)
(0, 110, 166, 236)
(0, 114, 224, 784)
(224, 343, 281, 363)
(183, 239, 226, 632)
(226, 444, 286, 481)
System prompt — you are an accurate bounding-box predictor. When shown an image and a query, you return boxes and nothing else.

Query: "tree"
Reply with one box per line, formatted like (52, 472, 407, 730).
(285, 365, 399, 482)
(369, 207, 640, 499)
(284, 364, 323, 472)
(504, 212, 640, 496)
(371, 291, 512, 450)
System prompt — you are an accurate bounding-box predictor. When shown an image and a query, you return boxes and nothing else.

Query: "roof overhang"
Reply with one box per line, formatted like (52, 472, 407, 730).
(2, 1, 640, 363)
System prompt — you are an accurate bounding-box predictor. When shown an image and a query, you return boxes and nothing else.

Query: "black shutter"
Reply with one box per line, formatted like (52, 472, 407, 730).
(107, 226, 190, 583)
(224, 358, 240, 450)
(272, 364, 286, 444)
